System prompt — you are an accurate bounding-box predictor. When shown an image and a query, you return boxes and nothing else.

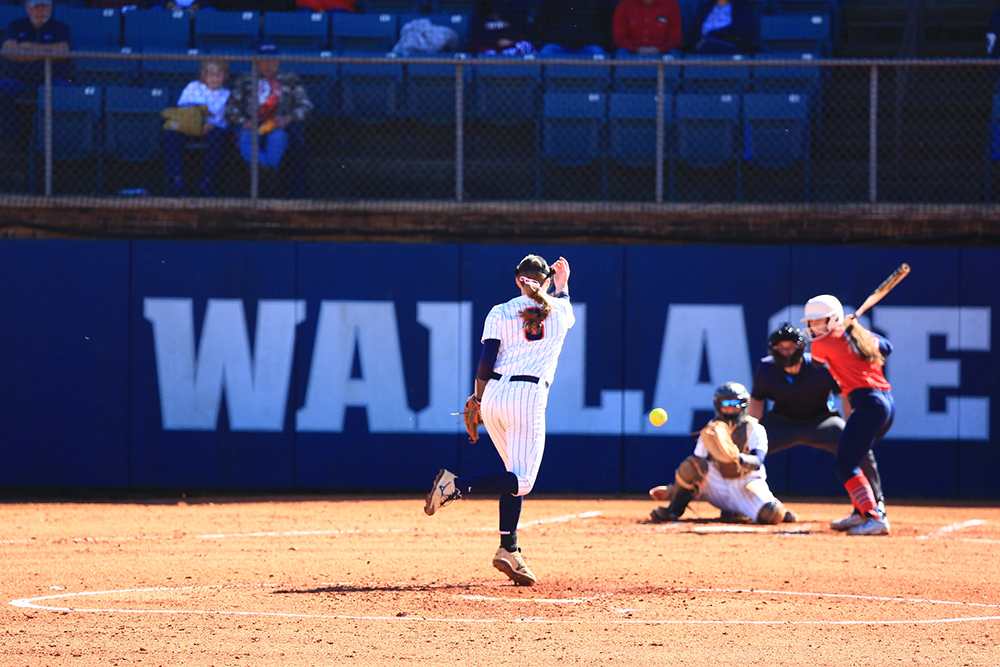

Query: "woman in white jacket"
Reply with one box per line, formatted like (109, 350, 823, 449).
(163, 59, 231, 197)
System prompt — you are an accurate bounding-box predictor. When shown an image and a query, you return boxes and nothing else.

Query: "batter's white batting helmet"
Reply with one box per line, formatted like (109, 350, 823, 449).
(800, 294, 843, 340)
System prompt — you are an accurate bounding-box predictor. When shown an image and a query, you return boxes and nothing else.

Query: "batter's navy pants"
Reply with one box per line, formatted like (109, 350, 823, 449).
(835, 388, 895, 483)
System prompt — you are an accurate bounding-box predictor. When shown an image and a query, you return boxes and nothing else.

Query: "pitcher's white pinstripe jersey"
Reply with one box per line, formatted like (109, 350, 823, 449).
(482, 294, 575, 385)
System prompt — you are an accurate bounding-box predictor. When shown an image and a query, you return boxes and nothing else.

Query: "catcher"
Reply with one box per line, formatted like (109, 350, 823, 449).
(649, 381, 798, 525)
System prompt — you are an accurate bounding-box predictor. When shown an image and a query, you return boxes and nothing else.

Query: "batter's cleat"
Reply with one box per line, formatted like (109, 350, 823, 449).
(424, 469, 460, 516)
(649, 507, 682, 523)
(782, 509, 799, 523)
(830, 510, 867, 531)
(847, 514, 890, 536)
(492, 547, 537, 586)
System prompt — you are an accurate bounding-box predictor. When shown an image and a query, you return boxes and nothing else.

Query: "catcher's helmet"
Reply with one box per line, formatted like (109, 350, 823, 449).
(713, 381, 750, 425)
(800, 294, 843, 341)
(515, 254, 553, 281)
(767, 322, 806, 368)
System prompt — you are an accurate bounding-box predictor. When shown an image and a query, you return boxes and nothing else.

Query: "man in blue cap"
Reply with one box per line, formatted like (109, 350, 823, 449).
(0, 0, 72, 153)
(224, 39, 313, 197)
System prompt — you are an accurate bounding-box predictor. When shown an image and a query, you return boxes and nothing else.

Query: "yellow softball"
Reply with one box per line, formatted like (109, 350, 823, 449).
(649, 408, 668, 427)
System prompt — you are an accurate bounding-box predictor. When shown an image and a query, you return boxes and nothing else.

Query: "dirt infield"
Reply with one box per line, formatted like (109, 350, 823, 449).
(3, 496, 999, 666)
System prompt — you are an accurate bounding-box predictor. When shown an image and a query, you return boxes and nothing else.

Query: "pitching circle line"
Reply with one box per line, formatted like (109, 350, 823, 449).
(10, 583, 1000, 625)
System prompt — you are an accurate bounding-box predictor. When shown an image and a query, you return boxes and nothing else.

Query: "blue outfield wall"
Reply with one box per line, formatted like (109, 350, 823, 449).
(0, 239, 998, 499)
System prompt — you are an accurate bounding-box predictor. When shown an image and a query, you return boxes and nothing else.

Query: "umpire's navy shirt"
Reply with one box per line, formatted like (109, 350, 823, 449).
(750, 353, 841, 422)
(4, 17, 72, 84)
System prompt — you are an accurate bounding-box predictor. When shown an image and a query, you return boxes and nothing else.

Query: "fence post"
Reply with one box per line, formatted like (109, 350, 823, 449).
(655, 61, 665, 204)
(44, 57, 52, 197)
(455, 58, 464, 202)
(250, 57, 260, 200)
(869, 63, 878, 204)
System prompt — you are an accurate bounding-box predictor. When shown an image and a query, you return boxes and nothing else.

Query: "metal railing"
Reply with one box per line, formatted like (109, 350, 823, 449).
(5, 50, 1000, 204)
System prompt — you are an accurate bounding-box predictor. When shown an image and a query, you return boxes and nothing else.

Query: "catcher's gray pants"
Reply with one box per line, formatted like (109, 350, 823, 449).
(760, 411, 884, 503)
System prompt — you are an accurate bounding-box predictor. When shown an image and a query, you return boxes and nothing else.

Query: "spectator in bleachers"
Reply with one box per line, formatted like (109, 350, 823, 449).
(533, 0, 614, 57)
(469, 0, 535, 55)
(989, 4, 1000, 57)
(296, 0, 355, 13)
(691, 0, 756, 54)
(0, 0, 71, 154)
(612, 0, 682, 56)
(225, 39, 312, 196)
(147, 0, 217, 12)
(163, 58, 231, 197)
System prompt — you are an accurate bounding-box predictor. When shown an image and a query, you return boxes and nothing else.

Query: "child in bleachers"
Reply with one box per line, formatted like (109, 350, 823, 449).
(163, 58, 231, 197)
(691, 0, 756, 54)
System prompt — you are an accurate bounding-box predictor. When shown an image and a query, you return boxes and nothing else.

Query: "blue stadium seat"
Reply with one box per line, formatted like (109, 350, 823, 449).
(57, 7, 121, 49)
(363, 0, 425, 12)
(682, 54, 751, 95)
(30, 85, 103, 193)
(473, 54, 541, 124)
(985, 94, 1000, 202)
(752, 52, 820, 94)
(140, 48, 205, 90)
(340, 53, 404, 122)
(397, 12, 470, 51)
(74, 46, 141, 88)
(405, 55, 471, 124)
(609, 92, 672, 169)
(538, 91, 607, 197)
(331, 13, 398, 52)
(429, 0, 476, 13)
(769, 0, 839, 45)
(759, 14, 831, 56)
(193, 11, 261, 52)
(675, 92, 742, 197)
(743, 92, 810, 197)
(103, 85, 171, 164)
(293, 52, 340, 118)
(542, 53, 611, 93)
(612, 53, 681, 93)
(123, 9, 192, 51)
(262, 11, 330, 52)
(0, 5, 26, 31)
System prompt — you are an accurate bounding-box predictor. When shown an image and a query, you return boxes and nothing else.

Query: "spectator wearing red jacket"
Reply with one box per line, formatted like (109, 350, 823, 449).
(613, 0, 683, 56)
(296, 0, 355, 13)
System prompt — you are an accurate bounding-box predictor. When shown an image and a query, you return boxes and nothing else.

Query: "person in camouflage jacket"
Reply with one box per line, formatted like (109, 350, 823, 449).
(225, 40, 313, 182)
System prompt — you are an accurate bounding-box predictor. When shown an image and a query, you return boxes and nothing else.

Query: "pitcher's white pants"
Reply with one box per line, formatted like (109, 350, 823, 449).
(698, 463, 778, 521)
(481, 376, 548, 497)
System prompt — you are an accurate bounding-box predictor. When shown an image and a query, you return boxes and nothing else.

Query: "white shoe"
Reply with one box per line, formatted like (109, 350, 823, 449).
(492, 547, 537, 586)
(830, 511, 867, 531)
(847, 515, 890, 536)
(424, 469, 459, 516)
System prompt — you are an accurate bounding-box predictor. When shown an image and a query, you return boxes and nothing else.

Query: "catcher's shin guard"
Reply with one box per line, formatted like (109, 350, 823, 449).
(675, 456, 708, 492)
(755, 501, 793, 525)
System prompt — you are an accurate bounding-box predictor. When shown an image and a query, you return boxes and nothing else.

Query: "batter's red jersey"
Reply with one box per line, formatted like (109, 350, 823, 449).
(810, 332, 891, 396)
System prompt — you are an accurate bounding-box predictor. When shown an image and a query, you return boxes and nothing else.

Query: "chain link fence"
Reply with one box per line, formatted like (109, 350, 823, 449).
(3, 51, 999, 204)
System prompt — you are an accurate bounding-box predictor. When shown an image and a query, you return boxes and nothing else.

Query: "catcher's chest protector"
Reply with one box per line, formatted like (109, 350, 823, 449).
(731, 418, 757, 453)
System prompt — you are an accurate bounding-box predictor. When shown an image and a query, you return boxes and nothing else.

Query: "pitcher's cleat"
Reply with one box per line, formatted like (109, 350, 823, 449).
(424, 469, 460, 516)
(649, 507, 681, 523)
(782, 509, 799, 523)
(492, 547, 537, 586)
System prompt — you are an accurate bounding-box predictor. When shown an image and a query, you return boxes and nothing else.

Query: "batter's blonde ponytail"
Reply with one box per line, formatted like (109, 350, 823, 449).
(846, 320, 885, 366)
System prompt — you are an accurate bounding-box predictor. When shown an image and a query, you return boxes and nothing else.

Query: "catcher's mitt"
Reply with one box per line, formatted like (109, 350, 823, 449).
(463, 395, 483, 443)
(700, 420, 744, 478)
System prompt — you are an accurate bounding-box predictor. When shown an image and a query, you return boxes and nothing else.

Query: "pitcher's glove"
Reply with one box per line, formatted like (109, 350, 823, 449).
(700, 420, 744, 478)
(463, 395, 483, 443)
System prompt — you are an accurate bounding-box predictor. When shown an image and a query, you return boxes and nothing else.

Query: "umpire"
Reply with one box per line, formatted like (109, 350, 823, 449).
(749, 323, 886, 528)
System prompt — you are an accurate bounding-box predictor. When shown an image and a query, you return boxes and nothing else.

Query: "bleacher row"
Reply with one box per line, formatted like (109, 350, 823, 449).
(29, 84, 811, 198)
(0, 2, 838, 57)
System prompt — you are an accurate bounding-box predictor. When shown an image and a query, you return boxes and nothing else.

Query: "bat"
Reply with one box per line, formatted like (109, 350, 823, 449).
(852, 263, 911, 319)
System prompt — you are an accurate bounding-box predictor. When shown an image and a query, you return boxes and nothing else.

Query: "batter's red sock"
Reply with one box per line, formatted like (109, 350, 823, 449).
(845, 474, 879, 519)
